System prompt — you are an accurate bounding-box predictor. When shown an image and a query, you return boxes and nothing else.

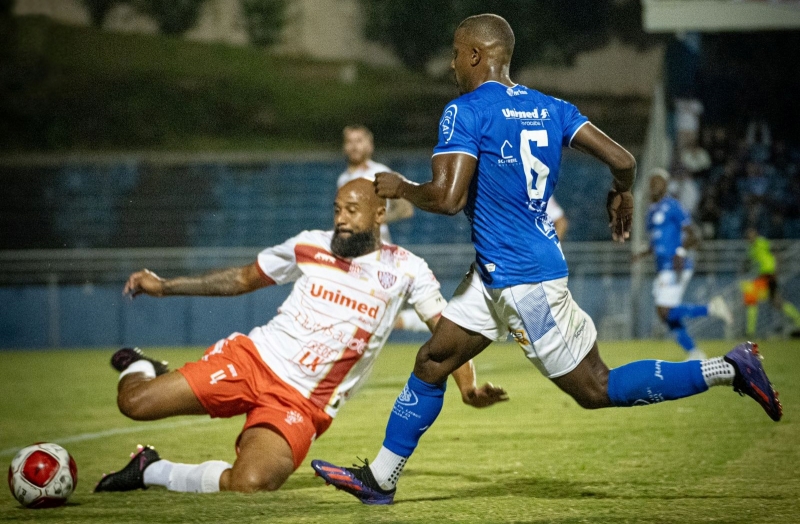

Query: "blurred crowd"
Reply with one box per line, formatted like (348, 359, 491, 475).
(668, 98, 800, 240)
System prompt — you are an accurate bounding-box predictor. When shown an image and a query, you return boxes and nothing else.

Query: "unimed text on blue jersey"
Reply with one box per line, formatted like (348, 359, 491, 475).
(433, 81, 589, 288)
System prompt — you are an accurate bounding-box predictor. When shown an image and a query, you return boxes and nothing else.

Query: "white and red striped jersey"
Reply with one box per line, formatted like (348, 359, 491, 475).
(248, 230, 445, 418)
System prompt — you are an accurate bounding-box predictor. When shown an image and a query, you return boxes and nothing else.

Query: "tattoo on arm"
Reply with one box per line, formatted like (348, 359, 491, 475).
(163, 266, 249, 296)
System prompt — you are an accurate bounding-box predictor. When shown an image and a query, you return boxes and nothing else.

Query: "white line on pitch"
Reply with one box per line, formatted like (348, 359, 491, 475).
(0, 418, 219, 457)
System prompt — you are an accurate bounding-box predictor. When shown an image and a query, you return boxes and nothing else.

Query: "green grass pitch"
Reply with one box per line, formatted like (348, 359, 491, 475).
(1, 339, 798, 523)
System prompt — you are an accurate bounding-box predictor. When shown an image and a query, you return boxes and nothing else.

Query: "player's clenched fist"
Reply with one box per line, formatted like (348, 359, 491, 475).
(373, 171, 409, 199)
(606, 189, 633, 243)
(123, 269, 165, 298)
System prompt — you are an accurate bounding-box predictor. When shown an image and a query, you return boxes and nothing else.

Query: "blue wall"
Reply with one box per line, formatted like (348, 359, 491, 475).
(3, 272, 780, 349)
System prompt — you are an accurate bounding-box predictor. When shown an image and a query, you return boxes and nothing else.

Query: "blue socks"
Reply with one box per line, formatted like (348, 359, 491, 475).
(672, 326, 696, 351)
(607, 360, 708, 407)
(382, 373, 446, 457)
(666, 304, 708, 322)
(665, 304, 708, 351)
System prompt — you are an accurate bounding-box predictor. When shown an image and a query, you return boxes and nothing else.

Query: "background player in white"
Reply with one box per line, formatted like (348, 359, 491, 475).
(633, 168, 733, 360)
(338, 124, 414, 243)
(339, 124, 428, 332)
(94, 179, 507, 495)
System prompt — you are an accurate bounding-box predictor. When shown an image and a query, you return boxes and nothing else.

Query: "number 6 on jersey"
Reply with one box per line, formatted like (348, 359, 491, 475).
(520, 129, 550, 201)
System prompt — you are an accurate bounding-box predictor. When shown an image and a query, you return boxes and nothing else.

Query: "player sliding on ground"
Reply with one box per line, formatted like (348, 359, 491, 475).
(311, 13, 782, 506)
(93, 179, 507, 495)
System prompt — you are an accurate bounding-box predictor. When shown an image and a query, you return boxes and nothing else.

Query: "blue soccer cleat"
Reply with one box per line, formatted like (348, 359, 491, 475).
(724, 341, 782, 421)
(311, 459, 395, 505)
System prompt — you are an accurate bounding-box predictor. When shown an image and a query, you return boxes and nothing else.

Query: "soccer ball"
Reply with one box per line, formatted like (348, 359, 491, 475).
(7, 443, 78, 509)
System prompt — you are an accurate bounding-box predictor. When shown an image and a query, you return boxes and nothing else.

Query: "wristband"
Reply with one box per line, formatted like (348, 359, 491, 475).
(675, 246, 687, 258)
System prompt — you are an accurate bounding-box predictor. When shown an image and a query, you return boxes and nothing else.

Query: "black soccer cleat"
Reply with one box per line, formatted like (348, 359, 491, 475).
(111, 347, 169, 376)
(94, 445, 161, 492)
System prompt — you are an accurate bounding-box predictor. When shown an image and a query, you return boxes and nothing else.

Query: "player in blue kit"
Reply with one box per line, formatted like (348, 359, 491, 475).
(634, 168, 733, 360)
(312, 14, 782, 505)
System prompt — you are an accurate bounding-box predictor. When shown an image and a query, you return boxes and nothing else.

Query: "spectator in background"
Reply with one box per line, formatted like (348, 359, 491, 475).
(679, 136, 712, 180)
(669, 167, 701, 218)
(674, 98, 704, 150)
(338, 125, 414, 243)
(745, 118, 772, 165)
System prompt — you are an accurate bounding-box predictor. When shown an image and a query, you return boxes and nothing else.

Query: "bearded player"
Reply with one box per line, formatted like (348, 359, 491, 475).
(93, 178, 507, 495)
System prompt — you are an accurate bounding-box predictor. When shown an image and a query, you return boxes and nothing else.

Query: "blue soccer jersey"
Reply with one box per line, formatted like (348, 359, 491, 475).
(646, 196, 693, 271)
(433, 81, 589, 287)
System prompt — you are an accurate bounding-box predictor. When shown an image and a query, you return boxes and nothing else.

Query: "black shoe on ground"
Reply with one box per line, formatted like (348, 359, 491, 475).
(94, 445, 161, 492)
(111, 347, 169, 376)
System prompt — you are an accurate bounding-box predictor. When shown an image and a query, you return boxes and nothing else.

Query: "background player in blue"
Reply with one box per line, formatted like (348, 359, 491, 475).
(634, 168, 734, 360)
(312, 14, 782, 505)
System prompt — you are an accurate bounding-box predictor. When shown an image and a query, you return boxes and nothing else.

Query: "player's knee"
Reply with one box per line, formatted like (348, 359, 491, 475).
(227, 469, 285, 493)
(571, 387, 611, 410)
(413, 353, 449, 384)
(116, 388, 155, 421)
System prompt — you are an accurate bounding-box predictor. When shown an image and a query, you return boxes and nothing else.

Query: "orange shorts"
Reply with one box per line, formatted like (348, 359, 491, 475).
(178, 334, 332, 469)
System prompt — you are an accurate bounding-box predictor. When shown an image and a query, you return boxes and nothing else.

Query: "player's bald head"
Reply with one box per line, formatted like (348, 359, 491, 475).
(337, 178, 386, 213)
(456, 14, 515, 62)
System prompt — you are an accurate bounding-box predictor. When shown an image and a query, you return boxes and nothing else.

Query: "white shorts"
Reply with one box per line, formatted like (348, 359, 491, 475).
(652, 269, 694, 308)
(442, 264, 597, 378)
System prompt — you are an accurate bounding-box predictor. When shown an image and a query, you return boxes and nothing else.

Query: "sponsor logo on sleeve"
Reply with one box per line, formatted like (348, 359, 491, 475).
(440, 104, 458, 143)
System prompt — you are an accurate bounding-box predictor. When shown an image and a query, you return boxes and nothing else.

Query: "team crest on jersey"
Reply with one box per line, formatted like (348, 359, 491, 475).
(378, 271, 397, 289)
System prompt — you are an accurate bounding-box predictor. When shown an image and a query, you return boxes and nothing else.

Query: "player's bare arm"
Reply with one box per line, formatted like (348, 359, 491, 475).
(374, 153, 477, 216)
(384, 197, 415, 223)
(123, 263, 271, 298)
(571, 123, 636, 243)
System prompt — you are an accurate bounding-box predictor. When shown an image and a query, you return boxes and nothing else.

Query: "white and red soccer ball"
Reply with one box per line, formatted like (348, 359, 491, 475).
(8, 443, 78, 509)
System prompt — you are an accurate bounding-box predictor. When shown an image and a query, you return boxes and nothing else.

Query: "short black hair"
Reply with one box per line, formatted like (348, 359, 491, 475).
(457, 14, 515, 59)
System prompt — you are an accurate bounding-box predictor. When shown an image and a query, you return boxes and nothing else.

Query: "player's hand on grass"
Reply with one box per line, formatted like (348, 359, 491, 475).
(607, 189, 633, 243)
(462, 382, 509, 408)
(374, 171, 410, 199)
(124, 269, 165, 298)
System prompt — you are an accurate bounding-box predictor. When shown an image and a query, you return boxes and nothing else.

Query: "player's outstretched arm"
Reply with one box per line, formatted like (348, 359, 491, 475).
(123, 263, 272, 298)
(571, 123, 636, 243)
(374, 153, 477, 216)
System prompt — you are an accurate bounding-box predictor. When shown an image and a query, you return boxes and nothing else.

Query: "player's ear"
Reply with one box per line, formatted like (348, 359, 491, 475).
(375, 203, 386, 226)
(470, 47, 481, 66)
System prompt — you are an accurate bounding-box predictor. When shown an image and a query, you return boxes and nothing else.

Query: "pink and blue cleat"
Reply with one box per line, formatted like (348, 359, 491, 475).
(725, 341, 782, 421)
(311, 459, 395, 505)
